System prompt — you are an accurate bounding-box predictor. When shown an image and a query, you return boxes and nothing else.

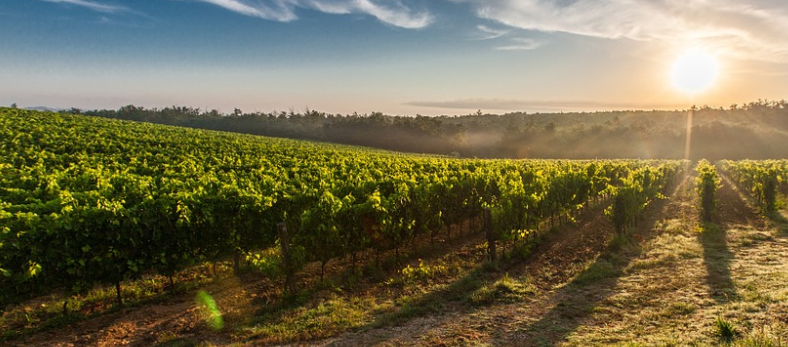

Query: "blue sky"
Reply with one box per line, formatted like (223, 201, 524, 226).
(2, 0, 788, 115)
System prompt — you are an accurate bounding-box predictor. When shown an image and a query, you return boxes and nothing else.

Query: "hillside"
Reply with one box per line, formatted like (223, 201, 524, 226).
(79, 100, 788, 159)
(1, 108, 787, 346)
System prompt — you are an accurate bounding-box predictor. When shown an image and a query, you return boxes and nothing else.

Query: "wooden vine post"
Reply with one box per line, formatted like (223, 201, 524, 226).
(484, 208, 496, 261)
(277, 222, 296, 295)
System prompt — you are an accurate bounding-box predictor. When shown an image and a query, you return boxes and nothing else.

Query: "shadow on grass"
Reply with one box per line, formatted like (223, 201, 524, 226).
(500, 176, 690, 346)
(240, 226, 495, 344)
(766, 210, 788, 238)
(698, 174, 781, 303)
(327, 215, 591, 344)
(368, 262, 497, 329)
(358, 200, 617, 335)
(699, 221, 737, 302)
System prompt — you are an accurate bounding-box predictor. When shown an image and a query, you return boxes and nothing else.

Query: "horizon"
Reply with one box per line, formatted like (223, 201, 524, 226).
(2, 0, 788, 116)
(15, 101, 779, 117)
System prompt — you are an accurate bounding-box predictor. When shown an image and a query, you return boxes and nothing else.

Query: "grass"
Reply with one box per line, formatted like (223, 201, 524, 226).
(0, 262, 226, 341)
(242, 237, 492, 344)
(573, 258, 619, 285)
(557, 182, 788, 346)
(245, 294, 383, 343)
(467, 273, 537, 306)
(658, 302, 697, 317)
(716, 316, 740, 343)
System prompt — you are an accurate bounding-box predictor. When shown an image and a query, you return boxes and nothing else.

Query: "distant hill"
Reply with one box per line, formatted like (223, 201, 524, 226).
(25, 106, 64, 112)
(40, 100, 788, 159)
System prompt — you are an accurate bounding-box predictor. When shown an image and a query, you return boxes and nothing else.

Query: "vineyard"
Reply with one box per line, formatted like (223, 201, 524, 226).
(2, 107, 788, 346)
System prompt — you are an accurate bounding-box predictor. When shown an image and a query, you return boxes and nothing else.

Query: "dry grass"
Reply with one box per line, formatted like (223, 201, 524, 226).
(556, 176, 788, 346)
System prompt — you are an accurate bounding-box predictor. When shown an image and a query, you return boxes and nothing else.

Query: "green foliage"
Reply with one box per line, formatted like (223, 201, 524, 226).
(606, 162, 685, 233)
(715, 316, 739, 343)
(82, 100, 788, 160)
(468, 273, 536, 305)
(696, 160, 721, 222)
(721, 160, 785, 214)
(0, 107, 685, 307)
(392, 259, 449, 285)
(246, 249, 282, 279)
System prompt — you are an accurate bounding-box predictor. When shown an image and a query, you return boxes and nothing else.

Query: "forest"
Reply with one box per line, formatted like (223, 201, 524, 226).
(74, 99, 788, 160)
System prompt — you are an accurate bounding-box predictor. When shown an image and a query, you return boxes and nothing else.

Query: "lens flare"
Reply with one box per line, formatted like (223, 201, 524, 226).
(196, 290, 224, 330)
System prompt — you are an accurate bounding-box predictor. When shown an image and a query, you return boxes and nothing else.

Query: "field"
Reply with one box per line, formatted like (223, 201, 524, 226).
(2, 108, 788, 346)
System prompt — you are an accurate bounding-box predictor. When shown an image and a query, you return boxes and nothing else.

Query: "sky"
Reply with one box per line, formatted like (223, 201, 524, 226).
(2, 0, 788, 116)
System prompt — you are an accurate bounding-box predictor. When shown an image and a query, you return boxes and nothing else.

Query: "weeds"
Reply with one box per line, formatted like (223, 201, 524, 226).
(467, 273, 536, 306)
(717, 316, 740, 343)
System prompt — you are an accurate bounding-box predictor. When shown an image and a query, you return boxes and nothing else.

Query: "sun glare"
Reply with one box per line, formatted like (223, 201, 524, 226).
(671, 49, 719, 95)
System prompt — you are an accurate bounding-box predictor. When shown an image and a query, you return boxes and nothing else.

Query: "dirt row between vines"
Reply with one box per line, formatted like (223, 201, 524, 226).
(312, 175, 692, 346)
(316, 172, 788, 346)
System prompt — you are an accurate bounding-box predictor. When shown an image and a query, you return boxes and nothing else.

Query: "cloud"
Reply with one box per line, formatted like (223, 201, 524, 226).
(450, 0, 788, 62)
(37, 0, 128, 13)
(193, 0, 296, 21)
(474, 25, 509, 40)
(191, 0, 433, 29)
(495, 37, 544, 51)
(406, 98, 681, 111)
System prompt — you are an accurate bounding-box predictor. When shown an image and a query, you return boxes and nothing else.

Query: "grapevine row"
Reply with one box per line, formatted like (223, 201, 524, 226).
(696, 160, 721, 221)
(719, 160, 788, 213)
(0, 108, 682, 305)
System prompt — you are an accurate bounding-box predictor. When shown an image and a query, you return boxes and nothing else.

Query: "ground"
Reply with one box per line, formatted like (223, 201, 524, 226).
(5, 173, 788, 346)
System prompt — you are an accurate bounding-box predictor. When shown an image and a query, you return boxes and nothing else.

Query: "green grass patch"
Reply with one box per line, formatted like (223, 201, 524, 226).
(716, 316, 740, 343)
(246, 294, 383, 344)
(574, 258, 619, 285)
(467, 273, 537, 306)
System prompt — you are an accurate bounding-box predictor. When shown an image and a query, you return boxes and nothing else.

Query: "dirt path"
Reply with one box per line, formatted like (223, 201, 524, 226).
(506, 172, 787, 346)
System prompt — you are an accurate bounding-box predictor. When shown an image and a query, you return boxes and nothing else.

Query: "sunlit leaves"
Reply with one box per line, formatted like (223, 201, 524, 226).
(0, 107, 686, 306)
(720, 159, 786, 213)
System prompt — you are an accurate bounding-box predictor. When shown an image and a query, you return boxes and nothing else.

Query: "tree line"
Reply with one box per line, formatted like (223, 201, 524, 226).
(70, 99, 788, 159)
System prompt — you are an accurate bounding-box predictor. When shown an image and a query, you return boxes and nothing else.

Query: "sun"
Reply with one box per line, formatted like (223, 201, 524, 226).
(671, 48, 719, 95)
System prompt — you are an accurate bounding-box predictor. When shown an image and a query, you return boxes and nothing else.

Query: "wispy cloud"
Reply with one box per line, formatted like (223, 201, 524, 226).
(191, 0, 433, 29)
(475, 25, 509, 40)
(194, 0, 296, 21)
(406, 98, 681, 111)
(37, 0, 128, 13)
(450, 0, 788, 62)
(495, 37, 544, 51)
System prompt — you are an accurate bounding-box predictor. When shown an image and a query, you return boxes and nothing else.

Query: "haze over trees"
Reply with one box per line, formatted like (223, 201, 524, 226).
(81, 99, 788, 160)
